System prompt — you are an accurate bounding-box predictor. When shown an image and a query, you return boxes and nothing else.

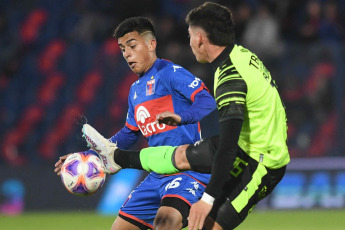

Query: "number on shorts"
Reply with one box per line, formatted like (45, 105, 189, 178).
(165, 177, 182, 191)
(230, 157, 248, 178)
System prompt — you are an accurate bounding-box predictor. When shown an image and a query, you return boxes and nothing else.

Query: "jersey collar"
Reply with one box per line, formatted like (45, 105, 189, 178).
(211, 44, 234, 70)
(139, 58, 160, 78)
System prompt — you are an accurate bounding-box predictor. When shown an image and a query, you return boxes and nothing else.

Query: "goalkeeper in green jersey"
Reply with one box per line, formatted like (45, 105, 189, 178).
(82, 2, 290, 230)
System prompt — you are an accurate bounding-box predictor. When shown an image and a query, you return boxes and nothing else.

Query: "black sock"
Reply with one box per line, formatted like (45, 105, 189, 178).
(114, 149, 143, 170)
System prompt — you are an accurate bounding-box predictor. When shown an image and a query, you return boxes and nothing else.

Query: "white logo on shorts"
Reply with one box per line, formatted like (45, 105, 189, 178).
(191, 181, 200, 190)
(186, 188, 196, 196)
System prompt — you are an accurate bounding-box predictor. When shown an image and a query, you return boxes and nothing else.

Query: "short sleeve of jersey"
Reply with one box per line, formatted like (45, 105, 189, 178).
(162, 64, 208, 102)
(125, 87, 140, 131)
(214, 57, 247, 123)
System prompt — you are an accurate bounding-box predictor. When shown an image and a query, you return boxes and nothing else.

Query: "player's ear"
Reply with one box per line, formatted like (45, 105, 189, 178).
(197, 32, 203, 48)
(148, 39, 157, 52)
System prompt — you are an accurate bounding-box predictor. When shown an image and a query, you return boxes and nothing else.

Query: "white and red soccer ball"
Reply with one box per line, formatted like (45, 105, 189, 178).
(60, 152, 106, 196)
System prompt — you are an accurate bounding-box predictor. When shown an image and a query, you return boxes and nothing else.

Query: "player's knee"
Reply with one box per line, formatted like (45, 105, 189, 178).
(154, 216, 181, 230)
(174, 145, 190, 171)
(154, 207, 183, 230)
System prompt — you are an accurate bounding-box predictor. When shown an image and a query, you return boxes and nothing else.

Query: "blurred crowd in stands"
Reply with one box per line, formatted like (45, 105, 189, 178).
(0, 0, 344, 166)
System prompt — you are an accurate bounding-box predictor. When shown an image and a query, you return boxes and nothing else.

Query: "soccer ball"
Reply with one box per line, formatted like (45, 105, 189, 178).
(60, 152, 106, 196)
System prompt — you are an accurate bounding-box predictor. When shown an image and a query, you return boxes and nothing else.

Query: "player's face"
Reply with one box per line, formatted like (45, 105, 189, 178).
(188, 26, 208, 63)
(118, 31, 155, 75)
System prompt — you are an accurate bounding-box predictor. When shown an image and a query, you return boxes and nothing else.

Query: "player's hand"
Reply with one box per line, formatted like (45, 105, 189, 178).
(188, 200, 212, 230)
(54, 153, 73, 176)
(156, 111, 181, 126)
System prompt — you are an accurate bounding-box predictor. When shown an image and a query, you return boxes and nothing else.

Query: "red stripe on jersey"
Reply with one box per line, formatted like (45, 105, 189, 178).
(161, 58, 172, 62)
(125, 122, 139, 131)
(162, 194, 192, 206)
(149, 84, 152, 95)
(190, 83, 209, 102)
(119, 210, 153, 229)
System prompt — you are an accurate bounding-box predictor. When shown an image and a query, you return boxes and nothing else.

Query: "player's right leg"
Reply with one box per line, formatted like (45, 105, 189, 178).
(139, 136, 219, 174)
(82, 124, 121, 174)
(111, 216, 142, 230)
(82, 124, 180, 174)
(82, 123, 217, 174)
(111, 136, 217, 175)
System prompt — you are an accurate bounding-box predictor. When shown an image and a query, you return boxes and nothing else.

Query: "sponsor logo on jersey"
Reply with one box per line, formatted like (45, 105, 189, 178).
(188, 77, 201, 88)
(146, 79, 155, 96)
(135, 95, 176, 137)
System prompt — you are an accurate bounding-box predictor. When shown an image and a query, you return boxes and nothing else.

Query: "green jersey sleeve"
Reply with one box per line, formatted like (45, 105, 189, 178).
(214, 58, 247, 123)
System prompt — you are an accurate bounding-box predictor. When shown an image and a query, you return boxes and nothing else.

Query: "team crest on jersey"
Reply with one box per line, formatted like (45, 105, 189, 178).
(135, 95, 176, 137)
(146, 79, 155, 96)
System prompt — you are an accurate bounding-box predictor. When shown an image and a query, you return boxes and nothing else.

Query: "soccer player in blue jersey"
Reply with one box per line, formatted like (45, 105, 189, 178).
(55, 17, 217, 230)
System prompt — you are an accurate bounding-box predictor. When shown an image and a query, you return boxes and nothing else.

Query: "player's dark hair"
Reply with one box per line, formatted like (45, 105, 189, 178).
(186, 2, 235, 46)
(113, 17, 156, 39)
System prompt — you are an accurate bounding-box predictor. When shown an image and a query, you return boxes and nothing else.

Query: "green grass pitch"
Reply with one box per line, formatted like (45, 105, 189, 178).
(1, 210, 344, 230)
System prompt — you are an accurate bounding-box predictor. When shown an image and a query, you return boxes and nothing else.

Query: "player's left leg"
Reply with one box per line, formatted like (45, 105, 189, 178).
(156, 172, 209, 229)
(154, 204, 185, 229)
(208, 149, 286, 229)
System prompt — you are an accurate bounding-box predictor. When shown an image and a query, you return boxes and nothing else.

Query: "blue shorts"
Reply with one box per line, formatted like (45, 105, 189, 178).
(119, 171, 210, 229)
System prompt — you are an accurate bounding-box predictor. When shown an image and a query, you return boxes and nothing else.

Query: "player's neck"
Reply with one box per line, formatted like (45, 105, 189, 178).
(141, 56, 158, 76)
(205, 44, 227, 63)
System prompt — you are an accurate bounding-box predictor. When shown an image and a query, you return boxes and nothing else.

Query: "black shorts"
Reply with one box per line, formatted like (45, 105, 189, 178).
(186, 136, 286, 229)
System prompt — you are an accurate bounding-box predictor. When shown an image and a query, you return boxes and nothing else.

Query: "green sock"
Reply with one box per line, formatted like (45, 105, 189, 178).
(140, 146, 179, 174)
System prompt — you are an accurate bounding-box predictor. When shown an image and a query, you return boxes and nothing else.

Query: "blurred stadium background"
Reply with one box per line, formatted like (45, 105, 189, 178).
(0, 0, 344, 229)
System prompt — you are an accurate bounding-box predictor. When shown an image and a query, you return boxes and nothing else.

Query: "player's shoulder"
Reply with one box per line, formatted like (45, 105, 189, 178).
(129, 79, 140, 90)
(230, 44, 255, 66)
(157, 58, 190, 76)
